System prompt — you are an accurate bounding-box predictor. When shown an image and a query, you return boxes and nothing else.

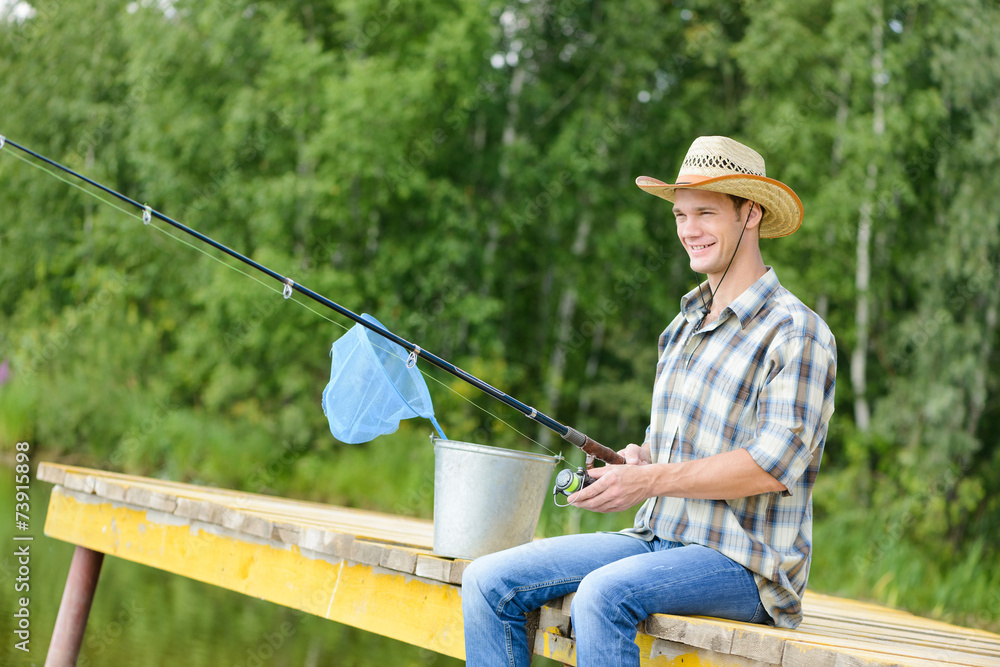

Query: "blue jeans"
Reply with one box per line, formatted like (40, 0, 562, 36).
(461, 532, 769, 667)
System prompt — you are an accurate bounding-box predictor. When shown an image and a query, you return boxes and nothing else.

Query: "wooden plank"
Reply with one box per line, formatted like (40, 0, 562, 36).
(645, 614, 735, 654)
(38, 463, 436, 548)
(414, 554, 459, 584)
(181, 498, 228, 525)
(535, 629, 576, 664)
(92, 478, 127, 503)
(778, 640, 935, 667)
(270, 520, 300, 545)
(37, 462, 66, 485)
(800, 609, 1000, 655)
(219, 506, 272, 541)
(124, 486, 177, 513)
(805, 592, 1000, 645)
(649, 614, 994, 667)
(535, 628, 782, 667)
(538, 605, 571, 638)
(449, 559, 468, 586)
(380, 546, 422, 574)
(731, 624, 786, 664)
(62, 471, 96, 494)
(299, 526, 355, 559)
(797, 616, 1000, 659)
(649, 638, 777, 666)
(351, 540, 390, 568)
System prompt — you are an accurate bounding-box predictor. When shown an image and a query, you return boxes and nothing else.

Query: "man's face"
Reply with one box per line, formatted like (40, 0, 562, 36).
(672, 188, 749, 278)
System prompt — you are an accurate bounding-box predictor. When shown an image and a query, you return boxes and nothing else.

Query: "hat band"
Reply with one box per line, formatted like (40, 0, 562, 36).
(673, 174, 713, 185)
(681, 153, 765, 176)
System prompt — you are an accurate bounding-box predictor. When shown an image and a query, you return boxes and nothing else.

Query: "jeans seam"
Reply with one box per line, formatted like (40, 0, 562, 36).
(495, 576, 584, 667)
(613, 600, 639, 667)
(503, 622, 515, 667)
(494, 576, 584, 619)
(648, 564, 747, 590)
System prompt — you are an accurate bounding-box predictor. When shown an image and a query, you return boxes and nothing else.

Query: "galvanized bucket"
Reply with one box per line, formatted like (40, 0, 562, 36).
(432, 438, 559, 560)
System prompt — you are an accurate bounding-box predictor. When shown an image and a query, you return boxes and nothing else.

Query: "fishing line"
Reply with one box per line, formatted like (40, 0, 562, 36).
(2, 137, 567, 456)
(3, 145, 281, 296)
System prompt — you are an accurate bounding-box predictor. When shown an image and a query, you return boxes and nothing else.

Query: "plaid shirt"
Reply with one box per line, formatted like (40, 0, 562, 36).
(624, 268, 837, 628)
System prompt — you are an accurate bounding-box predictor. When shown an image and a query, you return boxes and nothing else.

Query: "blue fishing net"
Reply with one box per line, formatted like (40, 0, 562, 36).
(322, 314, 446, 444)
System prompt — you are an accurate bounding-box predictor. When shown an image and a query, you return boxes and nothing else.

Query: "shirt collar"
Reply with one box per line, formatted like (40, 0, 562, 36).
(680, 267, 780, 330)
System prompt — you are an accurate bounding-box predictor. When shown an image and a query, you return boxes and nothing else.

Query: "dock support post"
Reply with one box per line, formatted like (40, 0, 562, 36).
(45, 546, 105, 667)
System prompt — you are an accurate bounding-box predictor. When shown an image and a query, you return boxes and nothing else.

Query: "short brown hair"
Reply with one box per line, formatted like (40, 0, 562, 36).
(728, 194, 764, 220)
(727, 194, 749, 214)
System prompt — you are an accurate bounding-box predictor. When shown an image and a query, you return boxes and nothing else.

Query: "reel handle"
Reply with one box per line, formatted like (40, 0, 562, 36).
(581, 435, 625, 465)
(561, 427, 625, 465)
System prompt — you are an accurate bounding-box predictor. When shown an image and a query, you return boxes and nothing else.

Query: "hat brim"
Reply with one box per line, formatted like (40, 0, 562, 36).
(635, 173, 803, 239)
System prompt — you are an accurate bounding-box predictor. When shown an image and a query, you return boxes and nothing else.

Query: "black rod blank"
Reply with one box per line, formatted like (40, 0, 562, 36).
(1, 136, 624, 465)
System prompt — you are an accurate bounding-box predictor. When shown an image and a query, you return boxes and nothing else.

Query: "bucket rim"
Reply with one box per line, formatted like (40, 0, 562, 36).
(431, 437, 561, 465)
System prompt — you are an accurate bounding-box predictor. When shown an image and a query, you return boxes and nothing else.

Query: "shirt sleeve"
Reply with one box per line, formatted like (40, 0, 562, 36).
(744, 333, 837, 495)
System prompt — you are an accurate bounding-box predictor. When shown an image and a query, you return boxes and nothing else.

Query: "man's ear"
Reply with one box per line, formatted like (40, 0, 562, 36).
(743, 201, 764, 231)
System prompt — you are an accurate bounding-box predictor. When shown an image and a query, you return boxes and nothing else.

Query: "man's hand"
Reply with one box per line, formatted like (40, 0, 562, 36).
(620, 442, 651, 466)
(567, 463, 654, 513)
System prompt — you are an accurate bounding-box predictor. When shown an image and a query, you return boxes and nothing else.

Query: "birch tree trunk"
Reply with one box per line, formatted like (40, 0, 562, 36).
(851, 5, 886, 434)
(538, 211, 592, 447)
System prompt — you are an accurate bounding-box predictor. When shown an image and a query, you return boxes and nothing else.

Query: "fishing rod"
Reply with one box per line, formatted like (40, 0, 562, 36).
(1, 136, 625, 466)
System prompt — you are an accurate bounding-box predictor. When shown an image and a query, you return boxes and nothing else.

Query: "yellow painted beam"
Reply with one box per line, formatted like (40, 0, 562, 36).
(43, 488, 466, 659)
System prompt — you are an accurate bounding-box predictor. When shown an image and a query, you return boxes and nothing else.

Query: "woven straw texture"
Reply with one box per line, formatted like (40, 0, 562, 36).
(635, 136, 803, 238)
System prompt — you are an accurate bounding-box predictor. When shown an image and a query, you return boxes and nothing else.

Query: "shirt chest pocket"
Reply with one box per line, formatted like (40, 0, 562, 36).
(711, 367, 764, 446)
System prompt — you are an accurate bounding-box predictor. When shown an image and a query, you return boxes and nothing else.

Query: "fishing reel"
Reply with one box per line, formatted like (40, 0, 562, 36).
(552, 466, 597, 507)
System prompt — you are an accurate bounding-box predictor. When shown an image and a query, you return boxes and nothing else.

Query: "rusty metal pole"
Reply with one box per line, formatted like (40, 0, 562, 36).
(45, 546, 105, 667)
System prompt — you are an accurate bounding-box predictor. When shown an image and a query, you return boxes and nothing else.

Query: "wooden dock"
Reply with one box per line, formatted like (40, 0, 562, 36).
(38, 462, 1000, 666)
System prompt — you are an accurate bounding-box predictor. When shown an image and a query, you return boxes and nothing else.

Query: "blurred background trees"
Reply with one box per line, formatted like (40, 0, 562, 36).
(2, 0, 999, 630)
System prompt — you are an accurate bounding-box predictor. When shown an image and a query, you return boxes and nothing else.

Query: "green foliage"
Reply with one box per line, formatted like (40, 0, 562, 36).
(2, 0, 999, 639)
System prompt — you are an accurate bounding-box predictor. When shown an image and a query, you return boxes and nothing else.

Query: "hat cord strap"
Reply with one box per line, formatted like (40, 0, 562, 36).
(697, 202, 756, 319)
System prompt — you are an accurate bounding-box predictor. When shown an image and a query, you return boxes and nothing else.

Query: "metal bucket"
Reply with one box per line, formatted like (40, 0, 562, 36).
(432, 438, 559, 560)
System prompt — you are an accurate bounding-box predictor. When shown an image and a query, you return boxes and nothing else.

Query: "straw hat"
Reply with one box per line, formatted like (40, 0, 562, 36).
(635, 136, 803, 238)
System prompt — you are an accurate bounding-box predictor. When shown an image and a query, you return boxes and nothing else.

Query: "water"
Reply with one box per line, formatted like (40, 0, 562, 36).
(0, 465, 462, 666)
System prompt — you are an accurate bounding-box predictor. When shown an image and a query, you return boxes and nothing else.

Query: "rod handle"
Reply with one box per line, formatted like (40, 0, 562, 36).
(562, 427, 626, 465)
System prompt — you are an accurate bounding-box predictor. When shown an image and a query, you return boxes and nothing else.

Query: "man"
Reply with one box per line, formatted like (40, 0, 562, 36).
(462, 136, 837, 666)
